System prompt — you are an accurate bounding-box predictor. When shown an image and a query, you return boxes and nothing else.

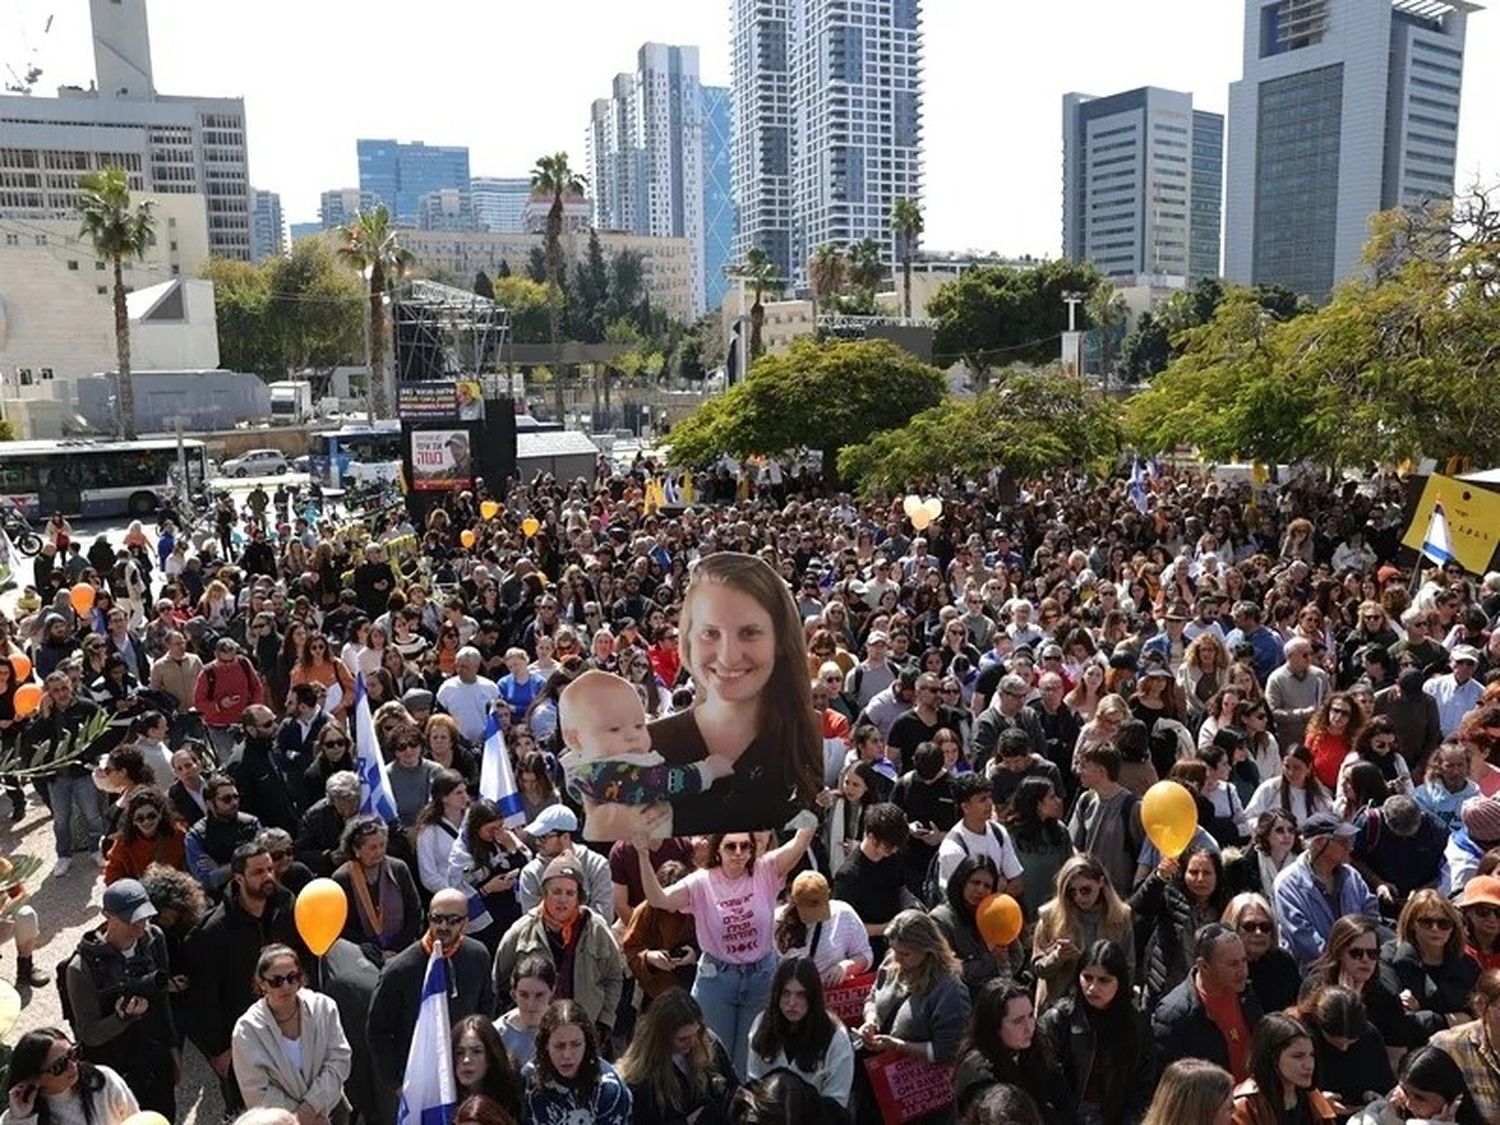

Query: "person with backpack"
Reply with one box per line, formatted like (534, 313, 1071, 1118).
(1067, 743, 1146, 898)
(61, 878, 179, 1119)
(931, 771, 1025, 904)
(192, 637, 265, 759)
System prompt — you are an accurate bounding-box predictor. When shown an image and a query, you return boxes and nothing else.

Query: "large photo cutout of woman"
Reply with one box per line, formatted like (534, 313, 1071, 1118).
(570, 552, 823, 840)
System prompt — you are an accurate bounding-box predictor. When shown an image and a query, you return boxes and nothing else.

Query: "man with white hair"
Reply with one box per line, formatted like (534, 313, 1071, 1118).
(1265, 636, 1329, 751)
(435, 646, 500, 743)
(1005, 600, 1044, 650)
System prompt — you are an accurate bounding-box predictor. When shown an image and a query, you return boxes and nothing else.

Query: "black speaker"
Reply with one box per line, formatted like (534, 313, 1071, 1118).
(475, 398, 518, 492)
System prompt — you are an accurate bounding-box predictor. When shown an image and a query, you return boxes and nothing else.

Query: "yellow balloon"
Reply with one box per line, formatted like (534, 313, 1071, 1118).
(120, 1113, 171, 1125)
(901, 494, 923, 519)
(480, 500, 500, 520)
(0, 979, 18, 1038)
(522, 516, 540, 537)
(460, 529, 476, 549)
(910, 511, 931, 532)
(923, 497, 943, 521)
(1141, 780, 1199, 859)
(294, 878, 348, 956)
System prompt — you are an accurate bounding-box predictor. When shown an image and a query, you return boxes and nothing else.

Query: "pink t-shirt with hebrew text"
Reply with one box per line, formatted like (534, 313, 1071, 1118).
(681, 861, 781, 964)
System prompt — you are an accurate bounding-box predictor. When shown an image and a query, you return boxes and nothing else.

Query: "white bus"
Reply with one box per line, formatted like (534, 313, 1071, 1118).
(0, 438, 209, 519)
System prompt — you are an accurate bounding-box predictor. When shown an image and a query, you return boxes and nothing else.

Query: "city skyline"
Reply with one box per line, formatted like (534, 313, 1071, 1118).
(4, 0, 1497, 261)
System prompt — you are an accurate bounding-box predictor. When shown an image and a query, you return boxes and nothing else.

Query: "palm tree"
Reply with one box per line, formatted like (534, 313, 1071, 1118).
(846, 237, 886, 311)
(531, 152, 588, 426)
(733, 247, 782, 362)
(807, 244, 846, 330)
(890, 198, 924, 319)
(1086, 280, 1130, 392)
(337, 205, 411, 423)
(77, 167, 155, 439)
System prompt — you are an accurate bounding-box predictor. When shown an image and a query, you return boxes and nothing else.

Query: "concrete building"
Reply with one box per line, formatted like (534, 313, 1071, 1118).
(289, 222, 322, 243)
(521, 194, 593, 235)
(318, 188, 378, 231)
(0, 0, 253, 260)
(417, 188, 476, 232)
(1062, 87, 1224, 284)
(730, 0, 794, 282)
(469, 177, 531, 232)
(586, 44, 706, 315)
(356, 139, 471, 225)
(251, 188, 285, 261)
(393, 228, 698, 323)
(1226, 0, 1475, 300)
(788, 0, 923, 289)
(702, 85, 737, 314)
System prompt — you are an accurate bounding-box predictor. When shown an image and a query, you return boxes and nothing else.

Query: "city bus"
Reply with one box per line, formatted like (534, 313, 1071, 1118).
(0, 437, 209, 518)
(306, 421, 403, 486)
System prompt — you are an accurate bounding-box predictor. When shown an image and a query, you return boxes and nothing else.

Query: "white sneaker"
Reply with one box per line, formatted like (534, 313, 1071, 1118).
(91, 851, 107, 870)
(53, 857, 72, 876)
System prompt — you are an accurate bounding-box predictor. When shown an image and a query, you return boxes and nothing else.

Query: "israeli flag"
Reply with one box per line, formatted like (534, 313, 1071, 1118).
(353, 674, 399, 822)
(1128, 458, 1150, 515)
(396, 949, 457, 1125)
(478, 710, 527, 827)
(1421, 499, 1456, 566)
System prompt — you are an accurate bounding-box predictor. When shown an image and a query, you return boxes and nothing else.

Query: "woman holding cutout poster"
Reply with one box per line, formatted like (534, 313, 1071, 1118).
(575, 552, 824, 842)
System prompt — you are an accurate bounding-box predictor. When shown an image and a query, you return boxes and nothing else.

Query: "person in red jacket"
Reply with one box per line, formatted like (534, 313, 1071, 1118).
(193, 638, 265, 756)
(103, 787, 187, 884)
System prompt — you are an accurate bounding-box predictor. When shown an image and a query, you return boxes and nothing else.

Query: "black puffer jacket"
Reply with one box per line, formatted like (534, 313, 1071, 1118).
(1128, 871, 1219, 1005)
(1037, 994, 1154, 1125)
(1381, 939, 1480, 1034)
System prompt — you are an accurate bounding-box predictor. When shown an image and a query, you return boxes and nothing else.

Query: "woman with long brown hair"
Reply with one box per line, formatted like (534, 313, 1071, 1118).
(1032, 853, 1134, 1013)
(615, 989, 736, 1125)
(1306, 693, 1366, 790)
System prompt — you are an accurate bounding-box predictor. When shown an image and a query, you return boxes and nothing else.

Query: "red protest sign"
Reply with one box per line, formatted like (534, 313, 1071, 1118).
(824, 971, 876, 1026)
(863, 1052, 955, 1125)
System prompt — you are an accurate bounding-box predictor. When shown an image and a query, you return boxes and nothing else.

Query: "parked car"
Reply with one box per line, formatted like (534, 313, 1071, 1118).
(219, 449, 289, 478)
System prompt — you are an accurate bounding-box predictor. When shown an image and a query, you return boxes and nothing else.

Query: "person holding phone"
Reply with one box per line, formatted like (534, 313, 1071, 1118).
(2, 1027, 139, 1125)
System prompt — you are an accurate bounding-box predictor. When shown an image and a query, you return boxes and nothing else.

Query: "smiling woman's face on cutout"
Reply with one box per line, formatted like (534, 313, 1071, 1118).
(684, 583, 776, 704)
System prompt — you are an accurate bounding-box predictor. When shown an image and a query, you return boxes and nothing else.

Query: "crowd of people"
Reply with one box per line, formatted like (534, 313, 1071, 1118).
(1, 455, 1499, 1125)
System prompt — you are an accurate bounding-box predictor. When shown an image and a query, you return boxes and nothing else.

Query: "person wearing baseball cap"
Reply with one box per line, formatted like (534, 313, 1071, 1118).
(1456, 874, 1500, 970)
(63, 878, 178, 1117)
(1428, 645, 1485, 738)
(1274, 811, 1379, 968)
(773, 871, 872, 986)
(515, 805, 614, 923)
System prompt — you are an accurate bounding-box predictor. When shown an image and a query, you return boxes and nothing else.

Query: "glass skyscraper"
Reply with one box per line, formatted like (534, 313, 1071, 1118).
(702, 86, 736, 313)
(356, 139, 471, 226)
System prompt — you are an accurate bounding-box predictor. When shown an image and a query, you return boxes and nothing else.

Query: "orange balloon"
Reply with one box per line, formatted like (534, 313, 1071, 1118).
(12, 683, 42, 719)
(8, 653, 30, 682)
(70, 583, 96, 615)
(459, 529, 476, 549)
(975, 893, 1023, 948)
(294, 878, 348, 956)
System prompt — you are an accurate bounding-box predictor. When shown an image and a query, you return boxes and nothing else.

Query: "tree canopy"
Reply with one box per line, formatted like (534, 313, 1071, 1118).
(666, 338, 945, 486)
(838, 368, 1122, 493)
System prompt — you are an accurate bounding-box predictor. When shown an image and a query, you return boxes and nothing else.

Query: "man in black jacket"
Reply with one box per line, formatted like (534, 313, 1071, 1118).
(275, 684, 328, 813)
(367, 888, 495, 1101)
(63, 879, 178, 1118)
(1152, 922, 1263, 1082)
(184, 774, 262, 891)
(186, 842, 300, 1115)
(232, 705, 300, 832)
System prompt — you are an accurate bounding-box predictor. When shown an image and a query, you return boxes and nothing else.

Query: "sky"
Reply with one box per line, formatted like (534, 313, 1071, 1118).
(3, 0, 1497, 259)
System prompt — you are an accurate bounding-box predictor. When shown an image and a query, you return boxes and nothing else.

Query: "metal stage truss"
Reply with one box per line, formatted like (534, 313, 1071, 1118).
(392, 279, 512, 383)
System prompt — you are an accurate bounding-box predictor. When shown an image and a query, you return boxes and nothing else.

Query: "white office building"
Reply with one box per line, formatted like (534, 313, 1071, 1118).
(251, 188, 285, 261)
(1062, 88, 1224, 284)
(318, 188, 378, 231)
(0, 0, 253, 260)
(416, 188, 476, 232)
(1226, 0, 1475, 300)
(586, 45, 705, 315)
(787, 0, 923, 290)
(469, 177, 531, 233)
(730, 0, 794, 283)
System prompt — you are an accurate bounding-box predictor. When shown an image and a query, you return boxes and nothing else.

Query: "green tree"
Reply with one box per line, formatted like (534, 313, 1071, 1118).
(493, 275, 552, 344)
(1086, 280, 1130, 390)
(202, 257, 280, 377)
(77, 166, 155, 438)
(496, 259, 512, 279)
(673, 332, 706, 382)
(666, 337, 944, 487)
(525, 248, 548, 283)
(268, 239, 364, 376)
(928, 259, 1101, 390)
(730, 248, 782, 360)
(532, 152, 588, 424)
(474, 270, 494, 299)
(839, 368, 1122, 493)
(846, 237, 886, 299)
(1116, 311, 1171, 385)
(807, 244, 846, 328)
(890, 198, 924, 319)
(336, 205, 412, 421)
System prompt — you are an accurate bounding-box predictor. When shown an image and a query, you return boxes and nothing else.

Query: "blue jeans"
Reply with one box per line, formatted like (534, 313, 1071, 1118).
(49, 772, 104, 858)
(692, 950, 776, 1078)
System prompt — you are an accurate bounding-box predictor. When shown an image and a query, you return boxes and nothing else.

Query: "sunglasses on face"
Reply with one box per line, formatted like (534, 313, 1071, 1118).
(323, 739, 350, 749)
(1417, 916, 1454, 931)
(1345, 946, 1379, 961)
(430, 912, 467, 927)
(261, 971, 303, 989)
(1239, 921, 1274, 934)
(44, 1046, 79, 1076)
(721, 841, 753, 853)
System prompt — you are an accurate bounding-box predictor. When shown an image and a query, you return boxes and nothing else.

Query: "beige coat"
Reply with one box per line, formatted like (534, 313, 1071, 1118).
(493, 908, 626, 1029)
(231, 990, 352, 1116)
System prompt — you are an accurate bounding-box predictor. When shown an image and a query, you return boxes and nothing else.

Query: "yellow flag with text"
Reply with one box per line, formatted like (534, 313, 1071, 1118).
(1401, 475, 1500, 574)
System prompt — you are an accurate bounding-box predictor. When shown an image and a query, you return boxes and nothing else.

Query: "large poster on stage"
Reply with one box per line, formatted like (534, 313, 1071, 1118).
(409, 429, 472, 491)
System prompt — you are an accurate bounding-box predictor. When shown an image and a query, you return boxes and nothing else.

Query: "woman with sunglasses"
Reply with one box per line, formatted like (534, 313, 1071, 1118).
(291, 634, 354, 723)
(230, 944, 352, 1124)
(1339, 717, 1413, 798)
(1302, 916, 1421, 1057)
(1383, 890, 1480, 1035)
(1457, 875, 1500, 971)
(102, 787, 186, 884)
(1307, 693, 1366, 790)
(303, 724, 357, 802)
(3, 1027, 138, 1125)
(1224, 892, 1301, 1014)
